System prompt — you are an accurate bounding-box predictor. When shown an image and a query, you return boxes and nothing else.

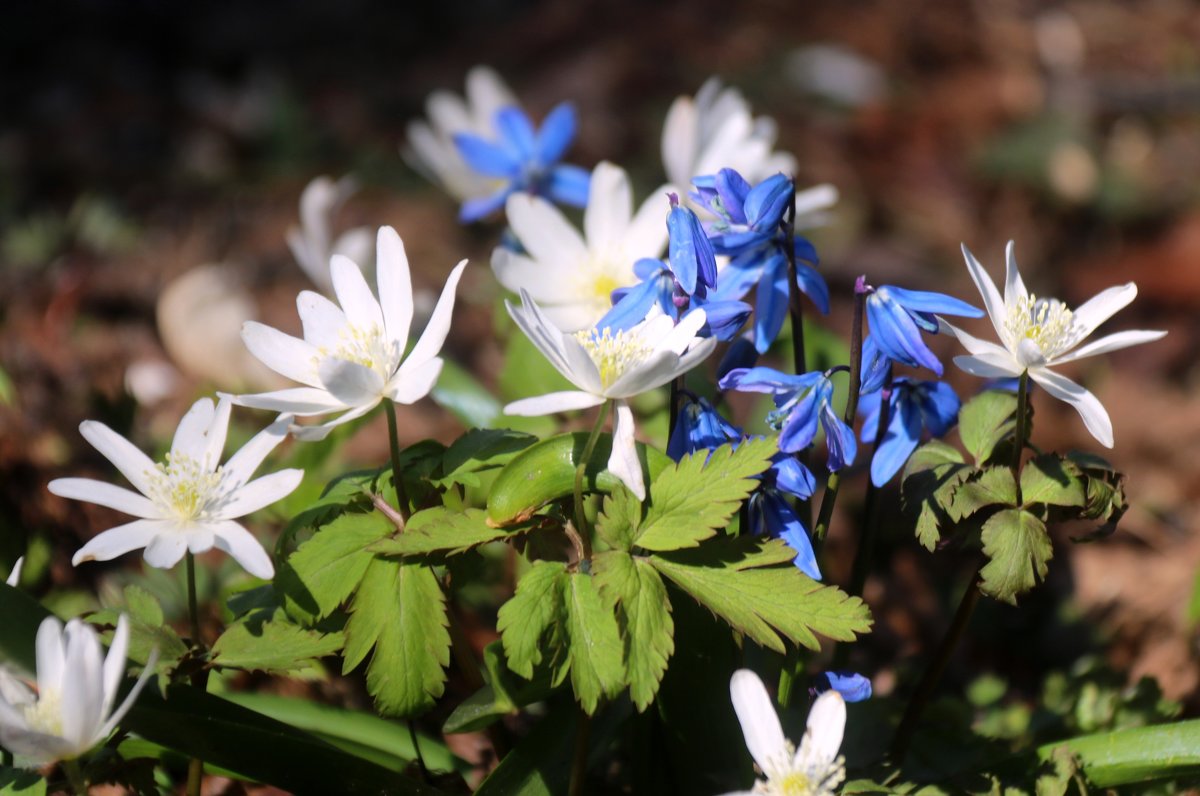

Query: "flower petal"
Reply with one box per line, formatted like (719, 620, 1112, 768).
(794, 690, 846, 768)
(290, 401, 378, 442)
(99, 615, 130, 722)
(869, 396, 921, 487)
(61, 620, 104, 748)
(584, 162, 631, 252)
(546, 165, 591, 208)
(1051, 329, 1166, 366)
(535, 103, 577, 166)
(98, 642, 157, 740)
(608, 401, 645, 500)
(218, 469, 303, 520)
(297, 290, 349, 351)
(72, 520, 164, 566)
(506, 194, 588, 266)
(212, 520, 275, 579)
(1002, 240, 1028, 310)
(48, 478, 162, 519)
(170, 398, 216, 464)
(729, 669, 789, 777)
(35, 617, 66, 696)
(221, 413, 292, 488)
(504, 391, 603, 416)
(1028, 368, 1114, 448)
(625, 187, 672, 262)
(241, 322, 321, 387)
(229, 387, 347, 416)
(960, 244, 1008, 346)
(405, 260, 467, 370)
(330, 254, 384, 332)
(375, 226, 414, 352)
(142, 533, 188, 570)
(938, 318, 1015, 360)
(1069, 283, 1138, 338)
(387, 356, 444, 404)
(953, 354, 1024, 379)
(318, 358, 385, 406)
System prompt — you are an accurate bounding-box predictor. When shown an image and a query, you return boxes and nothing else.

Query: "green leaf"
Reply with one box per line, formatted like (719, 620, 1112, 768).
(902, 441, 971, 551)
(1035, 719, 1200, 787)
(435, 428, 538, 488)
(980, 508, 1053, 605)
(593, 552, 674, 711)
(343, 558, 450, 717)
(497, 561, 568, 679)
(1021, 455, 1086, 508)
(443, 641, 556, 734)
(430, 359, 503, 429)
(89, 605, 187, 681)
(635, 437, 776, 552)
(279, 510, 393, 623)
(959, 390, 1018, 466)
(595, 486, 642, 551)
(211, 610, 344, 675)
(648, 536, 872, 653)
(563, 572, 625, 714)
(0, 769, 45, 796)
(371, 507, 522, 557)
(951, 467, 1018, 519)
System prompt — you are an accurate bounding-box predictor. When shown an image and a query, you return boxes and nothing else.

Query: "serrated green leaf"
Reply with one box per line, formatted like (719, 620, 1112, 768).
(980, 508, 1053, 605)
(370, 508, 520, 557)
(648, 536, 871, 653)
(342, 558, 450, 717)
(497, 561, 568, 679)
(1021, 455, 1086, 508)
(123, 583, 163, 626)
(635, 438, 776, 552)
(0, 769, 45, 796)
(905, 439, 967, 473)
(211, 610, 344, 675)
(280, 510, 394, 622)
(434, 428, 538, 488)
(593, 552, 674, 711)
(902, 441, 971, 551)
(595, 486, 642, 551)
(959, 390, 1018, 466)
(563, 572, 624, 714)
(89, 607, 187, 679)
(443, 641, 558, 734)
(952, 467, 1018, 519)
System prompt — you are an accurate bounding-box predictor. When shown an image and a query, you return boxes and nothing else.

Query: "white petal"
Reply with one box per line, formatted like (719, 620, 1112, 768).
(186, 527, 215, 554)
(660, 309, 707, 355)
(222, 413, 293, 488)
(729, 669, 789, 777)
(330, 254, 384, 331)
(661, 95, 697, 190)
(937, 318, 1014, 360)
(387, 357, 443, 404)
(793, 183, 839, 218)
(72, 520, 164, 566)
(61, 620, 104, 747)
(170, 398, 215, 462)
(35, 617, 66, 696)
(605, 350, 676, 398)
(1028, 368, 1114, 448)
(668, 336, 718, 379)
(426, 90, 472, 135)
(318, 358, 385, 406)
(1052, 329, 1167, 365)
(492, 250, 567, 302)
(506, 194, 588, 266)
(79, 421, 158, 496)
(952, 354, 1023, 379)
(466, 65, 518, 124)
(99, 645, 158, 740)
(211, 521, 275, 579)
(100, 615, 130, 722)
(297, 290, 348, 350)
(142, 533, 188, 570)
(960, 244, 1008, 347)
(298, 176, 337, 253)
(561, 334, 603, 394)
(1002, 240, 1028, 310)
(5, 556, 22, 587)
(242, 322, 321, 387)
(405, 260, 467, 369)
(584, 162, 633, 253)
(607, 401, 645, 500)
(795, 690, 845, 768)
(624, 185, 672, 261)
(539, 303, 601, 335)
(218, 469, 303, 520)
(506, 296, 573, 377)
(203, 396, 233, 472)
(290, 400, 379, 442)
(331, 227, 374, 271)
(504, 391, 603, 416)
(48, 478, 162, 519)
(229, 386, 347, 416)
(376, 226, 414, 351)
(1069, 283, 1138, 338)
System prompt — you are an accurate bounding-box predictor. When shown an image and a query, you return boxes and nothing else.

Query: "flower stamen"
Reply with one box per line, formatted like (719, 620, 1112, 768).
(574, 327, 654, 388)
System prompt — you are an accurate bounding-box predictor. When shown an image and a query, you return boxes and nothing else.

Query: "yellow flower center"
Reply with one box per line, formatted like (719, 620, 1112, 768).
(145, 453, 223, 521)
(1005, 293, 1080, 364)
(575, 258, 632, 322)
(23, 687, 64, 736)
(317, 323, 399, 381)
(574, 327, 654, 389)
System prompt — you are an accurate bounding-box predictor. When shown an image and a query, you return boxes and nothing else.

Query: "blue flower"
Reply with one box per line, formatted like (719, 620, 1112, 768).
(666, 197, 718, 295)
(811, 671, 872, 703)
(453, 104, 590, 223)
(748, 455, 821, 580)
(719, 367, 856, 470)
(667, 396, 742, 461)
(691, 169, 830, 354)
(859, 378, 961, 486)
(864, 285, 982, 376)
(859, 334, 891, 395)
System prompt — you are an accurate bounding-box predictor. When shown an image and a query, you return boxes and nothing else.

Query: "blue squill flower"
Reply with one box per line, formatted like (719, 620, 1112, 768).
(666, 196, 718, 295)
(859, 377, 960, 486)
(748, 455, 821, 580)
(691, 169, 830, 354)
(811, 671, 873, 703)
(864, 285, 982, 376)
(859, 334, 891, 395)
(667, 395, 742, 461)
(453, 104, 589, 222)
(719, 367, 856, 470)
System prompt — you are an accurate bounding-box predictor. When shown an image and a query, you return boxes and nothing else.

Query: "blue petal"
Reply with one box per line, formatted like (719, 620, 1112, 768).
(795, 262, 830, 314)
(494, 107, 537, 161)
(762, 493, 822, 580)
(866, 291, 943, 375)
(779, 388, 821, 453)
(634, 257, 667, 280)
(712, 251, 765, 302)
(667, 206, 717, 294)
(535, 103, 577, 165)
(697, 298, 751, 341)
(744, 174, 793, 230)
(858, 388, 883, 442)
(794, 236, 820, 265)
(772, 457, 816, 500)
(715, 168, 752, 224)
(813, 671, 873, 702)
(821, 399, 857, 471)
(597, 277, 663, 333)
(718, 366, 821, 395)
(716, 335, 760, 381)
(710, 228, 772, 256)
(753, 253, 790, 354)
(917, 380, 961, 437)
(869, 392, 921, 486)
(545, 165, 591, 208)
(859, 335, 891, 395)
(670, 397, 743, 461)
(453, 133, 519, 178)
(459, 187, 512, 223)
(883, 285, 983, 318)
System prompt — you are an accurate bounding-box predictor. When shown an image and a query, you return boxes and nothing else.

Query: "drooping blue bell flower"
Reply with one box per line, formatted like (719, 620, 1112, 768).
(667, 396, 742, 461)
(859, 377, 961, 486)
(864, 285, 982, 376)
(747, 455, 821, 580)
(811, 670, 873, 703)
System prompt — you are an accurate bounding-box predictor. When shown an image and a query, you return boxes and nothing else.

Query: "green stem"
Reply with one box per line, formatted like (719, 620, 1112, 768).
(784, 178, 807, 378)
(1011, 370, 1030, 502)
(62, 758, 88, 795)
(570, 402, 610, 565)
(185, 552, 209, 796)
(567, 708, 593, 796)
(186, 551, 201, 647)
(776, 648, 807, 709)
(407, 720, 430, 782)
(846, 366, 894, 599)
(384, 402, 409, 521)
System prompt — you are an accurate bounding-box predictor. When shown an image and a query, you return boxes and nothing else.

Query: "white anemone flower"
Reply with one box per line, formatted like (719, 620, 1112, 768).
(493, 161, 671, 332)
(49, 396, 300, 579)
(0, 615, 155, 763)
(724, 669, 847, 796)
(940, 241, 1166, 448)
(404, 65, 518, 203)
(231, 226, 467, 441)
(504, 291, 716, 500)
(5, 557, 22, 586)
(287, 175, 374, 293)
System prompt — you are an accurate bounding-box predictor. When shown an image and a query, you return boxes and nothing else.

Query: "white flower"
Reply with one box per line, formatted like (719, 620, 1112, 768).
(49, 396, 300, 579)
(0, 615, 155, 763)
(493, 162, 670, 332)
(404, 65, 518, 203)
(287, 175, 374, 293)
(5, 557, 22, 587)
(939, 241, 1166, 448)
(504, 292, 716, 499)
(231, 226, 467, 441)
(724, 669, 846, 796)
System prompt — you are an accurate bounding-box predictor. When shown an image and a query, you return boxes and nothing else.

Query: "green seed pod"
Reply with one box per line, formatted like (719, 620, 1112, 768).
(487, 432, 669, 526)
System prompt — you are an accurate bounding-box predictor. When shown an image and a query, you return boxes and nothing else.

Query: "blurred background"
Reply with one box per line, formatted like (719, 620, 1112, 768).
(1, 0, 1198, 754)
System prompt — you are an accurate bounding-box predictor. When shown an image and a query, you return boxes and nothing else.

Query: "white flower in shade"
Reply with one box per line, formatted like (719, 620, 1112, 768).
(5, 557, 22, 586)
(404, 65, 518, 203)
(48, 397, 300, 579)
(504, 292, 716, 499)
(0, 615, 155, 763)
(493, 162, 671, 332)
(662, 77, 797, 193)
(724, 669, 847, 796)
(287, 175, 374, 293)
(231, 226, 467, 441)
(939, 242, 1167, 448)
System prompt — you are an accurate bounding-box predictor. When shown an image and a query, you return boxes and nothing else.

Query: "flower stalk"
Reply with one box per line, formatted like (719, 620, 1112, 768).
(384, 402, 410, 521)
(571, 402, 610, 566)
